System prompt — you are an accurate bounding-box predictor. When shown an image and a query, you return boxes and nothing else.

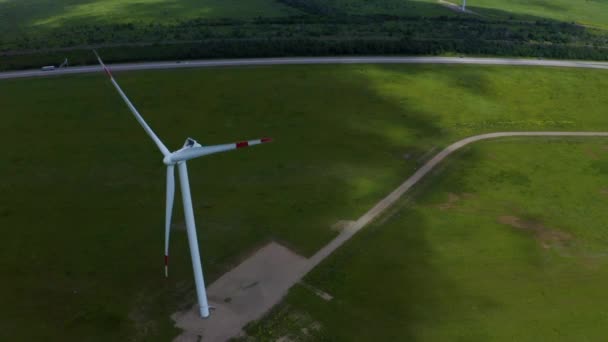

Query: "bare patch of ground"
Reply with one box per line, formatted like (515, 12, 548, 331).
(486, 152, 499, 160)
(583, 147, 601, 160)
(438, 193, 460, 210)
(331, 220, 356, 232)
(498, 216, 572, 249)
(301, 321, 322, 337)
(600, 188, 608, 196)
(172, 242, 308, 342)
(580, 256, 602, 270)
(299, 282, 334, 301)
(129, 306, 157, 341)
(129, 289, 169, 341)
(262, 310, 322, 342)
(437, 192, 475, 210)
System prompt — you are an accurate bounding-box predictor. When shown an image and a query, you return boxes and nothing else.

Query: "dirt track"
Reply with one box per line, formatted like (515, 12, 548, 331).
(307, 132, 608, 269)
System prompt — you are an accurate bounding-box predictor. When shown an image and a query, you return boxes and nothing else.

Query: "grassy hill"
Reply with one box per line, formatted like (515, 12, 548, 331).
(1, 64, 608, 340)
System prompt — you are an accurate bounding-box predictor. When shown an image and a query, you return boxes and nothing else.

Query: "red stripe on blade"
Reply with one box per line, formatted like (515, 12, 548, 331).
(164, 255, 168, 265)
(103, 67, 112, 78)
(261, 137, 273, 143)
(236, 141, 249, 148)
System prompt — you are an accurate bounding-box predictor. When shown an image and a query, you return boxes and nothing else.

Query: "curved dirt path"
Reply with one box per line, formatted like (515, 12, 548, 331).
(307, 131, 608, 268)
(2, 56, 608, 80)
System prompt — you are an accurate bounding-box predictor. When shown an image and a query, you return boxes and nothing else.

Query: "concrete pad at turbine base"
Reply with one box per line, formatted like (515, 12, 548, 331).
(172, 242, 308, 342)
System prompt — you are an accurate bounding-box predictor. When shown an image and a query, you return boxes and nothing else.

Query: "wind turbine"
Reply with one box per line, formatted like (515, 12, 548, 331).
(462, 0, 467, 11)
(93, 51, 272, 318)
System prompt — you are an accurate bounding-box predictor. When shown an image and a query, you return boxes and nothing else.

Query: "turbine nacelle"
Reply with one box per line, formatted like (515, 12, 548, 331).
(184, 137, 202, 148)
(162, 137, 201, 165)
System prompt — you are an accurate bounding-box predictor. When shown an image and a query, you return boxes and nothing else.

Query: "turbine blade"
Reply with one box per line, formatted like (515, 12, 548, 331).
(164, 165, 175, 277)
(168, 137, 273, 163)
(93, 50, 170, 157)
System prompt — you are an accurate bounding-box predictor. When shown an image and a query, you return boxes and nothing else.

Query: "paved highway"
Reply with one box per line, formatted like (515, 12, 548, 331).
(1, 56, 608, 80)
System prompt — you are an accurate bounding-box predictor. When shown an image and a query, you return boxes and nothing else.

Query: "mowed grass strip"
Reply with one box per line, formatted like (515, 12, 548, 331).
(0, 65, 607, 340)
(246, 138, 608, 341)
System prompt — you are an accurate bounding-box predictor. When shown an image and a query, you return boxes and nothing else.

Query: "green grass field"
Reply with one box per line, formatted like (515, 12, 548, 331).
(468, 0, 608, 28)
(300, 0, 608, 27)
(1, 64, 608, 340)
(323, 0, 608, 27)
(246, 138, 608, 341)
(0, 0, 300, 34)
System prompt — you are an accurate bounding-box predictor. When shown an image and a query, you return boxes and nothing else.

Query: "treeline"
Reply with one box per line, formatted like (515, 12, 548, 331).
(2, 37, 606, 71)
(4, 15, 603, 52)
(1, 9, 607, 70)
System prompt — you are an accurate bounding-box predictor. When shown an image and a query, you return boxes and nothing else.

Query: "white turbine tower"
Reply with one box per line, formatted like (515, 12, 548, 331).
(462, 0, 467, 11)
(94, 51, 272, 318)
